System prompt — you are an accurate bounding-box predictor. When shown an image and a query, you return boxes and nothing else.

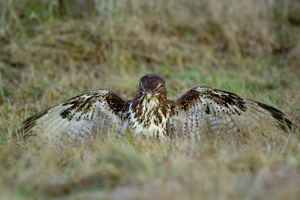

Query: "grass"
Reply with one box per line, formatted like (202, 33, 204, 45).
(0, 0, 300, 199)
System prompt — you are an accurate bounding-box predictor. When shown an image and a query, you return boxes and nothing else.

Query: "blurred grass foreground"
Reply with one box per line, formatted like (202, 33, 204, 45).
(0, 0, 300, 199)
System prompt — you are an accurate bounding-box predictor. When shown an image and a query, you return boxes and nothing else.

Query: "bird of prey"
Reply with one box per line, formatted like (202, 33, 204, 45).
(16, 74, 293, 143)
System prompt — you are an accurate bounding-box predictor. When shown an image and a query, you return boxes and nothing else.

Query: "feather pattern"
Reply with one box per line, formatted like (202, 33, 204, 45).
(17, 89, 129, 143)
(170, 86, 292, 140)
(16, 74, 294, 143)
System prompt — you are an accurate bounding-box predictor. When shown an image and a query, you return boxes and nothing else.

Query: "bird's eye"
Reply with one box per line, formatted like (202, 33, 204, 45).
(154, 83, 162, 92)
(140, 83, 146, 93)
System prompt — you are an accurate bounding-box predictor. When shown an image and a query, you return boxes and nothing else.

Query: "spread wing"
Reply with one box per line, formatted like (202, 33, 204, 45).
(169, 86, 292, 140)
(16, 89, 130, 143)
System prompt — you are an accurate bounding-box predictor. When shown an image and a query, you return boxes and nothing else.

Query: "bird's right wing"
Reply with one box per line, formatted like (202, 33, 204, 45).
(16, 89, 130, 143)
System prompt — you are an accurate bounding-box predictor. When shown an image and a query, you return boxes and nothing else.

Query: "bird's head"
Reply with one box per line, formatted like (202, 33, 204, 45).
(134, 74, 167, 107)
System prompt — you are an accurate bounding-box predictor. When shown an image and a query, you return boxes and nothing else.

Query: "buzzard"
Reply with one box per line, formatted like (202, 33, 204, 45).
(16, 74, 293, 143)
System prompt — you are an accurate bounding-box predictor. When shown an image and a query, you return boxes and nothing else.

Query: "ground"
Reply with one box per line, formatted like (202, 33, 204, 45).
(0, 0, 300, 199)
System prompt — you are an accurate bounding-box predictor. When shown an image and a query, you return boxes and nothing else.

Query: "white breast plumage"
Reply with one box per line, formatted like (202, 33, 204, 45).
(128, 100, 169, 138)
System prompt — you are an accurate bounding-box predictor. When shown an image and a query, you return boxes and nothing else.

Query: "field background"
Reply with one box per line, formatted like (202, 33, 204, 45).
(0, 0, 300, 199)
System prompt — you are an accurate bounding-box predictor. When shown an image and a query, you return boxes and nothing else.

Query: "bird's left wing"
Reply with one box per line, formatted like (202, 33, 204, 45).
(16, 89, 130, 143)
(169, 86, 292, 140)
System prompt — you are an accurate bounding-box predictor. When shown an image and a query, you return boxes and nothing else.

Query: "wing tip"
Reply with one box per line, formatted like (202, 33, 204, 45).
(14, 108, 50, 141)
(256, 102, 293, 132)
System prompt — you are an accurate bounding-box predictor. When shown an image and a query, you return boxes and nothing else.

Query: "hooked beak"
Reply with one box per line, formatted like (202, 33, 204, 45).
(146, 93, 152, 103)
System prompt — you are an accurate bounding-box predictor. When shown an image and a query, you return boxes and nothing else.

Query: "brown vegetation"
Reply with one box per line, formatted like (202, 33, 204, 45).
(0, 0, 299, 199)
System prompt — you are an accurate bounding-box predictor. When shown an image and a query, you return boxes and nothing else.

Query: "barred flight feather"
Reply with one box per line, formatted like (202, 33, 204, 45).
(16, 74, 294, 143)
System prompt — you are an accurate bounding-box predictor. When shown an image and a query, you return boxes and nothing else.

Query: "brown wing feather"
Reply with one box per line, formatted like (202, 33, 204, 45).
(16, 89, 130, 143)
(169, 86, 293, 140)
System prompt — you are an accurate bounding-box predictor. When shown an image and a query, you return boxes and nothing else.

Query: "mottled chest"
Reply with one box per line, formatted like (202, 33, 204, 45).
(128, 101, 171, 138)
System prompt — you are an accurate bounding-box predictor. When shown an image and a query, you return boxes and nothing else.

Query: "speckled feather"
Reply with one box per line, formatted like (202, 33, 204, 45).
(169, 86, 292, 140)
(16, 74, 293, 143)
(17, 89, 130, 143)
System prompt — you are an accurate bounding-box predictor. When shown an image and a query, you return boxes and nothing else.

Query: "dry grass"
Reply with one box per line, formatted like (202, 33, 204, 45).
(0, 0, 300, 199)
